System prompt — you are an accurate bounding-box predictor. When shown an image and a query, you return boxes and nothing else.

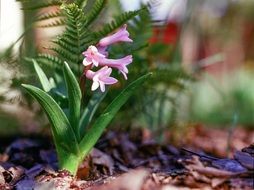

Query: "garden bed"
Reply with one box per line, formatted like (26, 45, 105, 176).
(0, 126, 253, 190)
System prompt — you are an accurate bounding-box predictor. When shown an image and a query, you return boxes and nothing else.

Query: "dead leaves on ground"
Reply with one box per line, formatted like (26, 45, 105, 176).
(0, 128, 253, 189)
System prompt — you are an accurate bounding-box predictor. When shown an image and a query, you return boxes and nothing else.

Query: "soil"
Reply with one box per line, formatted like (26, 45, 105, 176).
(0, 125, 253, 190)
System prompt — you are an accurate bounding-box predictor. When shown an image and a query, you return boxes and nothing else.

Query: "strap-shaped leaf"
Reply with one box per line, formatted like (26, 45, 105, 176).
(79, 90, 107, 137)
(63, 61, 82, 139)
(79, 73, 152, 157)
(33, 59, 52, 92)
(21, 84, 80, 155)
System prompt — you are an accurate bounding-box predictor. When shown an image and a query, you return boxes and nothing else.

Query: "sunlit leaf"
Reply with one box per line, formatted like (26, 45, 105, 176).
(33, 59, 52, 92)
(79, 90, 107, 137)
(21, 84, 79, 155)
(63, 61, 82, 139)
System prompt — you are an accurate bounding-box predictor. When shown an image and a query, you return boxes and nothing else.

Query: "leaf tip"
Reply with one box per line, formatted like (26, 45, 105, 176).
(21, 84, 28, 88)
(147, 72, 153, 77)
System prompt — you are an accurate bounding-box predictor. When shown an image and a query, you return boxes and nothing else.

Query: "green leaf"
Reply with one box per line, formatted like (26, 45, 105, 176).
(51, 90, 69, 108)
(79, 73, 152, 157)
(21, 84, 79, 156)
(63, 61, 82, 139)
(33, 59, 52, 92)
(79, 90, 107, 137)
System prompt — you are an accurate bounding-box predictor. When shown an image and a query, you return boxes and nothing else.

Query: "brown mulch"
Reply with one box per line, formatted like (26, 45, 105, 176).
(0, 126, 253, 190)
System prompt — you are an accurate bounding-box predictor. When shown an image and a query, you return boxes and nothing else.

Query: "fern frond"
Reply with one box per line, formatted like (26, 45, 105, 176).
(52, 39, 78, 55)
(57, 34, 80, 48)
(92, 9, 143, 42)
(36, 53, 80, 74)
(150, 67, 192, 89)
(21, 0, 62, 10)
(62, 4, 87, 35)
(130, 7, 151, 33)
(37, 3, 89, 72)
(75, 0, 88, 8)
(37, 10, 63, 22)
(36, 53, 63, 68)
(31, 1, 146, 78)
(37, 19, 66, 27)
(84, 0, 106, 26)
(49, 47, 80, 63)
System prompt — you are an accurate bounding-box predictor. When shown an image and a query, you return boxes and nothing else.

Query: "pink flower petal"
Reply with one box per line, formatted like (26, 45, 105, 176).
(91, 81, 100, 91)
(98, 24, 133, 47)
(103, 77, 118, 84)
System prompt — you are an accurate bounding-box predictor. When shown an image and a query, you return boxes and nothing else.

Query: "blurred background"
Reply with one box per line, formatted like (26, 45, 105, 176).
(0, 0, 253, 154)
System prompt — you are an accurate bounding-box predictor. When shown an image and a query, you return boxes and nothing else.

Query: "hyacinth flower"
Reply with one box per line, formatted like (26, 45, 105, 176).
(82, 45, 106, 67)
(97, 45, 108, 57)
(82, 25, 134, 92)
(98, 24, 133, 47)
(85, 66, 118, 92)
(99, 55, 132, 80)
(83, 46, 132, 80)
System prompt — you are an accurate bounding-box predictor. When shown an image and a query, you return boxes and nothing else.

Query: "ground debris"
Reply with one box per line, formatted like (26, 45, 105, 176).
(0, 127, 253, 189)
(88, 169, 149, 190)
(234, 150, 254, 170)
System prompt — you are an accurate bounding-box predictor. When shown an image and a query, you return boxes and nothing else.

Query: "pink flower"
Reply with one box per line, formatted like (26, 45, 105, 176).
(98, 24, 133, 47)
(85, 66, 118, 92)
(82, 45, 106, 67)
(99, 55, 132, 80)
(82, 45, 132, 79)
(82, 24, 133, 91)
(97, 45, 108, 57)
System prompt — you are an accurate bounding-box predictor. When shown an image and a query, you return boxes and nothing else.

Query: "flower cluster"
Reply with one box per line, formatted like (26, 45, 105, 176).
(82, 24, 133, 92)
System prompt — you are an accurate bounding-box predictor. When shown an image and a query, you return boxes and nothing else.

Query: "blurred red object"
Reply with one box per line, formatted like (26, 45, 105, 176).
(150, 22, 179, 44)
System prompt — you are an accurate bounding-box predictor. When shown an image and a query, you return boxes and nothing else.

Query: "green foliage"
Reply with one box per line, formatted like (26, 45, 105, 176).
(33, 60, 53, 92)
(79, 90, 107, 137)
(76, 0, 88, 8)
(84, 0, 106, 26)
(63, 61, 82, 139)
(92, 9, 143, 40)
(21, 83, 81, 173)
(105, 2, 192, 136)
(18, 0, 62, 10)
(37, 10, 63, 22)
(190, 71, 254, 127)
(18, 0, 152, 174)
(23, 0, 143, 78)
(79, 73, 152, 157)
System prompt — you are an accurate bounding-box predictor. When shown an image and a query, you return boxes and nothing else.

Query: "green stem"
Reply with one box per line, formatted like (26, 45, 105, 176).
(58, 153, 82, 175)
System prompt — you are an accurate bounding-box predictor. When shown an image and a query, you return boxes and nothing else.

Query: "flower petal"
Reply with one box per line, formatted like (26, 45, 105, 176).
(83, 58, 92, 66)
(91, 81, 100, 91)
(98, 24, 133, 47)
(120, 71, 128, 80)
(99, 81, 106, 92)
(103, 77, 118, 84)
(93, 59, 99, 67)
